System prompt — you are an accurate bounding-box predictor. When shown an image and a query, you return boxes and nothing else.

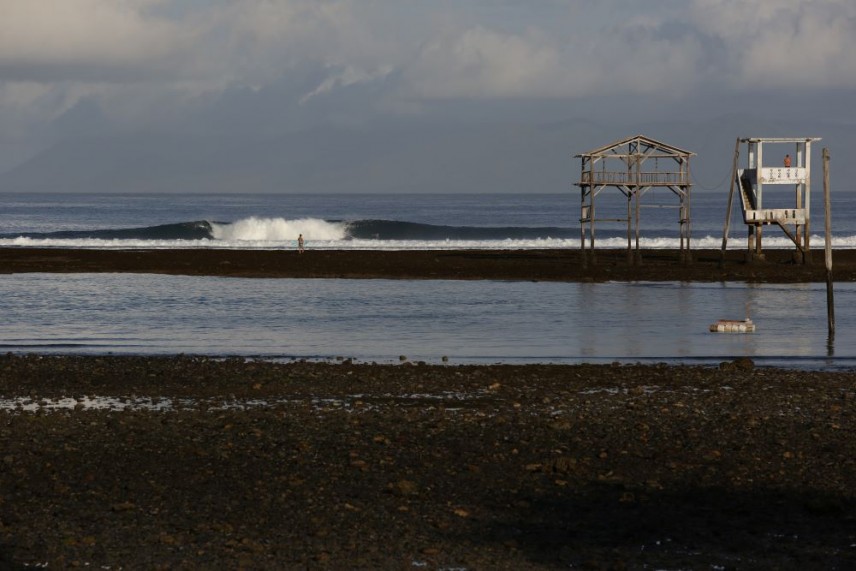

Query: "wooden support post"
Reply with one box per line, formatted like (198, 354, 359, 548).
(795, 160, 803, 261)
(684, 185, 692, 263)
(634, 157, 641, 266)
(590, 190, 596, 264)
(823, 147, 834, 335)
(679, 197, 685, 259)
(720, 138, 740, 265)
(747, 226, 755, 259)
(626, 193, 632, 264)
(580, 185, 587, 268)
(805, 141, 813, 263)
(634, 190, 641, 265)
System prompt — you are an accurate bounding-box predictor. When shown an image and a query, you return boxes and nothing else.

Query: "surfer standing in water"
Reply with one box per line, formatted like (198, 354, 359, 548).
(297, 233, 305, 254)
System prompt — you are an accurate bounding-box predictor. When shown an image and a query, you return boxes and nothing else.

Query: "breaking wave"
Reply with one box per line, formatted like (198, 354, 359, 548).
(210, 217, 346, 241)
(2, 217, 855, 250)
(0, 217, 574, 243)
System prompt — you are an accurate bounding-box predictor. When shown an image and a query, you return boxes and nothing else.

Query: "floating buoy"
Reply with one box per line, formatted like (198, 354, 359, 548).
(709, 318, 755, 333)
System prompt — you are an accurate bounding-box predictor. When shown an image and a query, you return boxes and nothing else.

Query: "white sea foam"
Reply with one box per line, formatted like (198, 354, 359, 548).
(210, 217, 346, 241)
(0, 391, 489, 413)
(0, 237, 220, 249)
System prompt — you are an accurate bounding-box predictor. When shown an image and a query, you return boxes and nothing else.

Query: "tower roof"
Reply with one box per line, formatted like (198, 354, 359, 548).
(575, 134, 695, 158)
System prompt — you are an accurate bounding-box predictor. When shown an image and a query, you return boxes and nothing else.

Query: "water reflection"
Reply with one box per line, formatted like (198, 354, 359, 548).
(0, 275, 853, 369)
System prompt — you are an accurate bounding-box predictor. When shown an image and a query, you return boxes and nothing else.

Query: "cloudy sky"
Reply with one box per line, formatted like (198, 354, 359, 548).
(1, 0, 854, 192)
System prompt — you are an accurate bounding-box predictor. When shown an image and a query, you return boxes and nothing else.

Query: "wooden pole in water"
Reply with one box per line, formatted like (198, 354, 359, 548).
(823, 147, 834, 335)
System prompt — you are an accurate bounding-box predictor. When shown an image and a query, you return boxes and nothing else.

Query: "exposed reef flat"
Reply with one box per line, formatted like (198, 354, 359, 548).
(1, 355, 854, 568)
(1, 247, 855, 282)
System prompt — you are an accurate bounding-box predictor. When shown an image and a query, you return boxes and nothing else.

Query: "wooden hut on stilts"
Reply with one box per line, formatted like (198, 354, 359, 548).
(575, 135, 694, 266)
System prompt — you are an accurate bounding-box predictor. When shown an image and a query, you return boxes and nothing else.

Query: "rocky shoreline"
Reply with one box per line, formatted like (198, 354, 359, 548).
(1, 355, 855, 569)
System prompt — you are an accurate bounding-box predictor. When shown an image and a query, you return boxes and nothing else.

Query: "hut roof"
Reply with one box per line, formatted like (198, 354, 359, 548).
(575, 134, 695, 159)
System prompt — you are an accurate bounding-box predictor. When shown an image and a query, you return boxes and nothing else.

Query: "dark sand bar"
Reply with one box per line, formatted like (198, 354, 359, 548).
(3, 246, 856, 282)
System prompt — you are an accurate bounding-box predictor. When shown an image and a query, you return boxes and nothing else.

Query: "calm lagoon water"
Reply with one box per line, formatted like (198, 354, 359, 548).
(0, 274, 853, 370)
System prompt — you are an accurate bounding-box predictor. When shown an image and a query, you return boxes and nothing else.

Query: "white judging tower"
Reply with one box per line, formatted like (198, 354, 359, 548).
(730, 137, 821, 263)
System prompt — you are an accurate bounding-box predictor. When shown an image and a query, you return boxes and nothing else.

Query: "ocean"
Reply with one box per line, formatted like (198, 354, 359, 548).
(1, 192, 854, 368)
(2, 191, 855, 250)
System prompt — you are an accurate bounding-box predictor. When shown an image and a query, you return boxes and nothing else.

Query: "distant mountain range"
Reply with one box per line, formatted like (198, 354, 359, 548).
(1, 115, 852, 194)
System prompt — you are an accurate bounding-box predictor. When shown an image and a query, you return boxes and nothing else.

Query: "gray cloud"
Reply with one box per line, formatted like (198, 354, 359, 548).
(688, 0, 856, 87)
(0, 0, 184, 82)
(0, 0, 853, 185)
(3, 1, 855, 111)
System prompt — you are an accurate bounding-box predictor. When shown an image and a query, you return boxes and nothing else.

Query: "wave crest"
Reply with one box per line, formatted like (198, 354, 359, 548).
(210, 217, 346, 242)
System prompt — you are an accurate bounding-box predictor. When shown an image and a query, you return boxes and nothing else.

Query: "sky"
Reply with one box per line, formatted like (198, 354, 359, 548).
(1, 0, 854, 193)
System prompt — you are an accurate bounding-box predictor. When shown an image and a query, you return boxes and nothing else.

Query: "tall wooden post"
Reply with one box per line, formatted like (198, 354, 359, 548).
(626, 193, 632, 263)
(634, 155, 641, 265)
(823, 147, 834, 335)
(720, 138, 741, 264)
(590, 189, 596, 263)
(580, 177, 587, 268)
(805, 142, 813, 262)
